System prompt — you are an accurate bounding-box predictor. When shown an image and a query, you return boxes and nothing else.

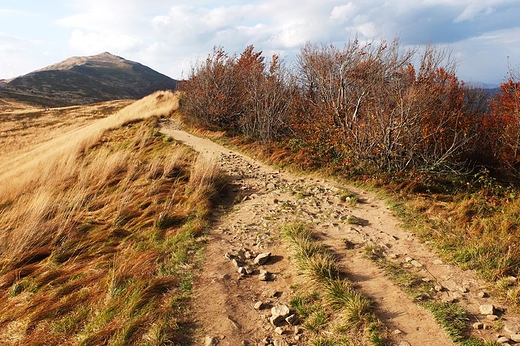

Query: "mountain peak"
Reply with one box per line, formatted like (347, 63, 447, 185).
(35, 52, 130, 73)
(1, 52, 177, 107)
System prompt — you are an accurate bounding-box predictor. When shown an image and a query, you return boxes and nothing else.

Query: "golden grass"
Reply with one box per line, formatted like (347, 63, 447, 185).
(0, 99, 134, 159)
(0, 91, 223, 345)
(0, 91, 178, 201)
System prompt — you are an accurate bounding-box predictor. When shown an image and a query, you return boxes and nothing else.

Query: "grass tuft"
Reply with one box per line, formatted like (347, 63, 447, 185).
(283, 222, 386, 345)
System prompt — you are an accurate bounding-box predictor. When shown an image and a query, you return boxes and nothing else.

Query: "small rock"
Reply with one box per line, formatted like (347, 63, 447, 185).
(399, 342, 411, 346)
(273, 339, 288, 346)
(487, 315, 499, 321)
(294, 326, 303, 335)
(410, 260, 423, 268)
(270, 304, 290, 325)
(254, 252, 272, 265)
(434, 284, 444, 292)
(285, 314, 298, 325)
(459, 286, 469, 293)
(259, 270, 270, 281)
(433, 259, 443, 265)
(497, 336, 510, 344)
(511, 334, 520, 342)
(478, 291, 489, 298)
(480, 304, 495, 315)
(393, 329, 403, 335)
(404, 256, 413, 263)
(254, 301, 264, 310)
(205, 335, 219, 346)
(274, 327, 284, 335)
(473, 322, 484, 330)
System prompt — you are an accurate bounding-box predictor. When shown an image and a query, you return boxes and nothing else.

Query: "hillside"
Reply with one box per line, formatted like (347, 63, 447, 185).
(0, 52, 178, 107)
(0, 91, 226, 345)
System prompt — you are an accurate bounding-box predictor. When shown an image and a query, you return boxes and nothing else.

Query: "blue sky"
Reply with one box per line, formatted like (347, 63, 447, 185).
(1, 0, 519, 85)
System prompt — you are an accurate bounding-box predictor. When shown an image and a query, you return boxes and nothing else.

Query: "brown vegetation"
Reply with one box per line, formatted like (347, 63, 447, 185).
(180, 39, 520, 307)
(0, 91, 225, 344)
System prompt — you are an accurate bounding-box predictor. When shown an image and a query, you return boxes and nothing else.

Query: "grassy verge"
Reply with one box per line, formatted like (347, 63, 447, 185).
(282, 223, 386, 346)
(366, 246, 500, 346)
(0, 95, 225, 345)
(384, 181, 520, 306)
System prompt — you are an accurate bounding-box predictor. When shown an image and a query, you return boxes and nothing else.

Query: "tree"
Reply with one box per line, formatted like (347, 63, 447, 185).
(488, 67, 520, 175)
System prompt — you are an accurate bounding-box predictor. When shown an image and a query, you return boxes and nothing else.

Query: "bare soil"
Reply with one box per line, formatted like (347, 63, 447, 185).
(161, 122, 520, 346)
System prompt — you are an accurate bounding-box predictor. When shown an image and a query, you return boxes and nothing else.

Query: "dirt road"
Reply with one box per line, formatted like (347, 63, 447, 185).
(161, 122, 519, 346)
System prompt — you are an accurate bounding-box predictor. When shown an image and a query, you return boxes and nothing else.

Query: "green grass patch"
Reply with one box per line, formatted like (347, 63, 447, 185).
(282, 222, 386, 345)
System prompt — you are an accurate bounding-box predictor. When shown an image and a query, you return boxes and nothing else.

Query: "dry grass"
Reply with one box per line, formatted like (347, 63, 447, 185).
(0, 91, 178, 201)
(0, 92, 223, 345)
(0, 99, 134, 159)
(387, 182, 520, 306)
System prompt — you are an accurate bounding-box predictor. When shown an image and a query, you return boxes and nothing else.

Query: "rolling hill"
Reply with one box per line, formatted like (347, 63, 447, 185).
(0, 52, 178, 107)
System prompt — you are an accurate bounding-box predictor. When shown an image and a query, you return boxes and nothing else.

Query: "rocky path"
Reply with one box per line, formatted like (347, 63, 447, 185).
(161, 122, 520, 346)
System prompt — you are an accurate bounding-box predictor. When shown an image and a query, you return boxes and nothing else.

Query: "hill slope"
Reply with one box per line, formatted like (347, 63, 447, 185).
(0, 52, 178, 107)
(0, 92, 225, 345)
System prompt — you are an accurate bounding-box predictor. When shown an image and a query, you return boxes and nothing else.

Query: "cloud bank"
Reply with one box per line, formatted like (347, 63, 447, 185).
(1, 0, 519, 84)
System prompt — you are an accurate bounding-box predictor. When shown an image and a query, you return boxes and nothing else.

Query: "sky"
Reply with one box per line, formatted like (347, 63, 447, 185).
(1, 0, 519, 85)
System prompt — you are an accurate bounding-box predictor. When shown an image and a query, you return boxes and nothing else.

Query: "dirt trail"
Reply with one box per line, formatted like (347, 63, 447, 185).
(161, 122, 520, 346)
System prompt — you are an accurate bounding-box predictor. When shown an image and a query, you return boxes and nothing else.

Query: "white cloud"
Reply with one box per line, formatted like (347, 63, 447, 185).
(356, 22, 377, 38)
(330, 3, 357, 23)
(1, 0, 519, 84)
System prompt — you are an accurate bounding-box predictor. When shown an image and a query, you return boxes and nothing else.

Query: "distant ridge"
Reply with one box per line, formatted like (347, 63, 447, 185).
(0, 52, 178, 107)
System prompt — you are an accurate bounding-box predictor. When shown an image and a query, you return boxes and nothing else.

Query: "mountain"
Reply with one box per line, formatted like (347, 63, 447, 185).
(0, 52, 178, 107)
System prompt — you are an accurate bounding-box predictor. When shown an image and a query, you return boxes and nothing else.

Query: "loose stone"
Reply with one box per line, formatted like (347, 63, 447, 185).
(270, 304, 290, 326)
(479, 304, 495, 315)
(410, 260, 423, 268)
(478, 291, 489, 298)
(204, 335, 219, 346)
(254, 252, 272, 265)
(259, 270, 270, 281)
(487, 315, 499, 321)
(285, 314, 298, 325)
(497, 336, 510, 344)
